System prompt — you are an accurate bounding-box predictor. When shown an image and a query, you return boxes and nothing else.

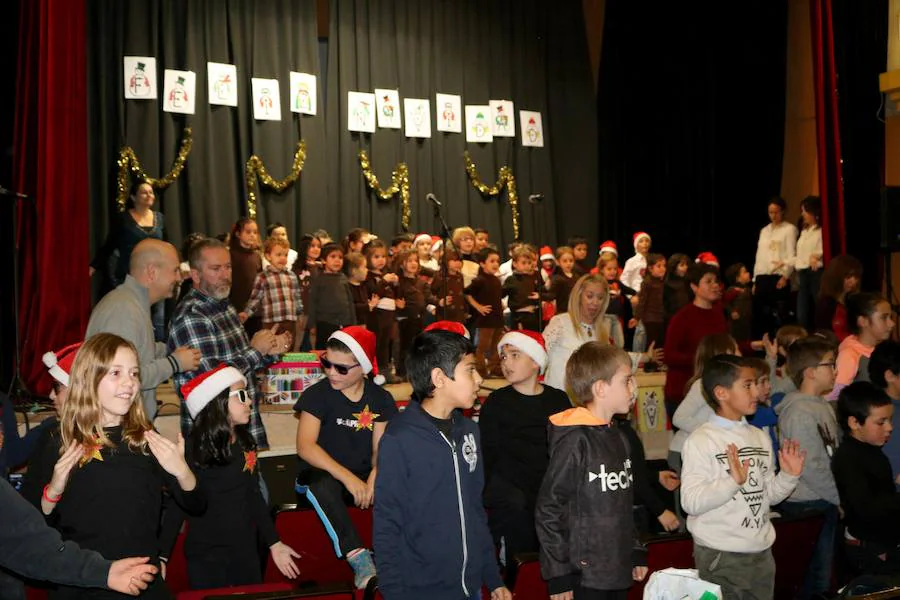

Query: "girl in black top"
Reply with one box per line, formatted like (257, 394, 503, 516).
(163, 365, 300, 589)
(32, 333, 205, 600)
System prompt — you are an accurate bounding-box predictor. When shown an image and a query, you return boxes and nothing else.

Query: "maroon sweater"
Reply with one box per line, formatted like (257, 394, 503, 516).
(663, 303, 729, 403)
(465, 268, 503, 328)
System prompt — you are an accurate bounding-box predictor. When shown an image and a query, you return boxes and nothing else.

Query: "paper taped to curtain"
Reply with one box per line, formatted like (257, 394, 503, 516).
(163, 69, 196, 115)
(465, 105, 493, 143)
(489, 100, 515, 137)
(404, 98, 431, 138)
(519, 110, 545, 147)
(252, 78, 282, 121)
(290, 72, 317, 115)
(348, 91, 376, 133)
(208, 62, 238, 107)
(375, 89, 402, 129)
(124, 56, 157, 100)
(436, 93, 462, 133)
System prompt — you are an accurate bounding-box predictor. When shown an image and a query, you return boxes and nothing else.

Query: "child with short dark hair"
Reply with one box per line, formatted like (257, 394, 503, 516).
(549, 246, 578, 315)
(503, 245, 543, 332)
(474, 227, 490, 251)
(774, 337, 840, 599)
(681, 355, 805, 599)
(431, 249, 468, 323)
(345, 252, 375, 327)
(364, 240, 398, 382)
(869, 341, 900, 483)
(567, 235, 591, 275)
(536, 342, 648, 598)
(663, 253, 691, 325)
(395, 249, 437, 379)
(465, 247, 505, 377)
(631, 253, 667, 349)
(745, 356, 780, 463)
(307, 243, 356, 349)
(832, 381, 900, 574)
(480, 331, 570, 584)
(723, 262, 753, 344)
(374, 330, 510, 600)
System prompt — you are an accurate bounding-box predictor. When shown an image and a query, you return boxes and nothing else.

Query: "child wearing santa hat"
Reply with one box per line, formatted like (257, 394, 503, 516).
(621, 231, 652, 293)
(168, 365, 301, 589)
(294, 326, 399, 588)
(414, 233, 439, 274)
(480, 330, 571, 585)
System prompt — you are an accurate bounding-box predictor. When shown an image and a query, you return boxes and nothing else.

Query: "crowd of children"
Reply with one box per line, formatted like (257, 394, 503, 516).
(8, 207, 900, 600)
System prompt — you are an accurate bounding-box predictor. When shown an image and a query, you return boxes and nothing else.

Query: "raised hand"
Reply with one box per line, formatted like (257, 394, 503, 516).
(762, 333, 778, 360)
(779, 439, 806, 476)
(145, 430, 191, 481)
(47, 441, 83, 499)
(726, 443, 749, 486)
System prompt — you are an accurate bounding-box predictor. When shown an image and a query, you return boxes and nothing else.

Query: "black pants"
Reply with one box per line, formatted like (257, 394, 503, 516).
(484, 477, 538, 586)
(643, 321, 665, 348)
(188, 550, 262, 590)
(368, 309, 394, 374)
(575, 586, 628, 599)
(397, 317, 423, 376)
(753, 274, 790, 339)
(297, 467, 367, 557)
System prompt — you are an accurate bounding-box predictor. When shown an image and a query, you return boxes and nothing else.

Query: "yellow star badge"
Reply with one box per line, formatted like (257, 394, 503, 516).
(80, 438, 104, 467)
(243, 450, 258, 474)
(353, 405, 379, 432)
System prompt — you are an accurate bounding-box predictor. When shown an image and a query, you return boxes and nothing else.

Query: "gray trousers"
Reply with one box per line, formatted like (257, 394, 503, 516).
(693, 543, 775, 600)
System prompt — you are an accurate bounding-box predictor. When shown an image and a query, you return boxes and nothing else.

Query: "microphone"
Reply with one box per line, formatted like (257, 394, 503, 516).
(426, 193, 441, 207)
(528, 193, 544, 204)
(0, 186, 28, 199)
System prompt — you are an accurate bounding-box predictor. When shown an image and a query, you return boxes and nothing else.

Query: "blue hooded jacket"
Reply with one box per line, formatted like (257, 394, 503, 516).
(374, 401, 502, 600)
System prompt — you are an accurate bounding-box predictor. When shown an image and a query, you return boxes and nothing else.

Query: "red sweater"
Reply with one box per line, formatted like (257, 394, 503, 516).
(663, 303, 728, 403)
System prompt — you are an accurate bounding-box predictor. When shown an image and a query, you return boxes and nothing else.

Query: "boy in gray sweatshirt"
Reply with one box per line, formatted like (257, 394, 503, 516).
(773, 336, 839, 600)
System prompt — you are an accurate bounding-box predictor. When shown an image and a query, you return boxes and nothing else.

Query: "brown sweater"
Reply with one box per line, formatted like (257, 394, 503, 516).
(397, 275, 435, 320)
(432, 271, 467, 322)
(635, 277, 665, 324)
(465, 268, 504, 328)
(229, 245, 262, 310)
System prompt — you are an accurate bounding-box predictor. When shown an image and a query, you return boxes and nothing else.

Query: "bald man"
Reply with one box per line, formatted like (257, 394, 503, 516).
(86, 239, 201, 419)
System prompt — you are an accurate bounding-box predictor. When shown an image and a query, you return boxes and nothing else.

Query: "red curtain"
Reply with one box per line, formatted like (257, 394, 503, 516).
(14, 0, 90, 395)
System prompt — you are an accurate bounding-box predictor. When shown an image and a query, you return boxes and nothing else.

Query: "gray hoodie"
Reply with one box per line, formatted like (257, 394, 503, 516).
(774, 391, 840, 505)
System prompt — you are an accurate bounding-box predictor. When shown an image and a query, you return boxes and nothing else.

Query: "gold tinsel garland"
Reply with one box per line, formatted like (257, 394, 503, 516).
(245, 140, 308, 220)
(358, 150, 411, 231)
(463, 151, 520, 239)
(116, 127, 193, 212)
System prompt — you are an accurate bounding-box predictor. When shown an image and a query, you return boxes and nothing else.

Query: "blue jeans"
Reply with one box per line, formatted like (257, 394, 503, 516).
(778, 500, 838, 599)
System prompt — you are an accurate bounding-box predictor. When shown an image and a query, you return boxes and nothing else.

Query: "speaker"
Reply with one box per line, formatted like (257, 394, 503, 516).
(259, 453, 303, 508)
(881, 187, 900, 251)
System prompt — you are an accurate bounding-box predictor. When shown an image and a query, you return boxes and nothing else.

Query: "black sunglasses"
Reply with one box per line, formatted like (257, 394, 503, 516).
(229, 389, 251, 404)
(320, 356, 361, 375)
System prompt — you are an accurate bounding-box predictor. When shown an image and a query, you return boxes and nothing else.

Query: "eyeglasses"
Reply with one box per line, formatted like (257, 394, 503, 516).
(320, 357, 361, 375)
(229, 389, 252, 404)
(817, 362, 836, 370)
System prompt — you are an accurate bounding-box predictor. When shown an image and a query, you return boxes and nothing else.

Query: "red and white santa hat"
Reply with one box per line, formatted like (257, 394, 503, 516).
(633, 232, 651, 250)
(430, 238, 444, 254)
(424, 320, 471, 339)
(181, 364, 247, 419)
(414, 233, 433, 247)
(539, 246, 555, 262)
(329, 326, 385, 385)
(42, 342, 82, 386)
(498, 330, 548, 374)
(696, 252, 720, 268)
(599, 240, 618, 256)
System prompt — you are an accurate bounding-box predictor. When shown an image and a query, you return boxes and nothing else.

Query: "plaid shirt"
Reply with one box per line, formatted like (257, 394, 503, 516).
(168, 288, 274, 448)
(243, 265, 303, 323)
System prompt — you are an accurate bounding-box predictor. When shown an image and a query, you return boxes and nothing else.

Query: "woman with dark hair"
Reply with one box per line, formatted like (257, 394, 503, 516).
(229, 218, 262, 337)
(815, 254, 863, 341)
(794, 196, 824, 330)
(752, 196, 798, 338)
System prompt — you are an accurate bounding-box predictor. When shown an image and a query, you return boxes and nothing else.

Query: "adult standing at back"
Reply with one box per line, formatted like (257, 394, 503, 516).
(85, 239, 201, 420)
(753, 196, 798, 338)
(794, 196, 824, 332)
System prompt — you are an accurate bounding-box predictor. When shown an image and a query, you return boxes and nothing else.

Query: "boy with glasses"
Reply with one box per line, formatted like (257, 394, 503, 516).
(294, 326, 397, 589)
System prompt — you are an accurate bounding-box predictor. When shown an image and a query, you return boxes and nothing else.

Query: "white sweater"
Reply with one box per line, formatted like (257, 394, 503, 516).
(669, 380, 713, 454)
(681, 415, 799, 553)
(753, 221, 798, 279)
(620, 253, 647, 292)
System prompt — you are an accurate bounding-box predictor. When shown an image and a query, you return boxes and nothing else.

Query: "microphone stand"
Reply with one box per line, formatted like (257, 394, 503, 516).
(4, 187, 33, 403)
(431, 199, 453, 321)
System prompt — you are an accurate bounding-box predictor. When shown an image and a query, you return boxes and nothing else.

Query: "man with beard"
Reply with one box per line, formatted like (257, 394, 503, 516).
(168, 237, 289, 448)
(86, 239, 201, 420)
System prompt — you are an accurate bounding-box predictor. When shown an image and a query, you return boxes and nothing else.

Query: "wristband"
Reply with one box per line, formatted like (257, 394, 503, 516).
(43, 484, 62, 503)
(167, 354, 180, 374)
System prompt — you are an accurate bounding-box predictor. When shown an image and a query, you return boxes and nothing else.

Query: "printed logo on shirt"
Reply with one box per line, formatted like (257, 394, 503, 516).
(818, 423, 837, 458)
(587, 459, 633, 492)
(462, 433, 478, 473)
(714, 446, 770, 529)
(335, 404, 380, 432)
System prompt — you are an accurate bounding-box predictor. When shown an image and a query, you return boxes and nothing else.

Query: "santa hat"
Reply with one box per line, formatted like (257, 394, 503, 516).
(599, 240, 618, 256)
(414, 233, 432, 247)
(633, 232, 651, 249)
(539, 246, 555, 262)
(498, 330, 548, 374)
(42, 343, 82, 386)
(329, 326, 385, 385)
(424, 320, 471, 339)
(430, 238, 444, 255)
(180, 365, 247, 419)
(696, 252, 720, 268)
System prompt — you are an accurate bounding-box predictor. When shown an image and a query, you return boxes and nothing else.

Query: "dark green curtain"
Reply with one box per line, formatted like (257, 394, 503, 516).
(86, 0, 327, 262)
(323, 0, 597, 250)
(597, 2, 789, 269)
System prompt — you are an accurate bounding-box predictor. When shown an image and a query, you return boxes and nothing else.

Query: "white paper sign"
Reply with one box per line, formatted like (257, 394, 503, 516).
(404, 98, 431, 138)
(375, 89, 402, 129)
(124, 56, 157, 99)
(348, 91, 376, 133)
(465, 105, 493, 143)
(436, 93, 462, 133)
(162, 70, 196, 114)
(489, 100, 516, 137)
(252, 78, 282, 121)
(289, 72, 317, 115)
(207, 62, 238, 107)
(519, 110, 545, 147)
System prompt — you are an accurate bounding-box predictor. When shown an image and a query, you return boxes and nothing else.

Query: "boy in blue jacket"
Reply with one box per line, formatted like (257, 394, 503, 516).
(374, 329, 511, 600)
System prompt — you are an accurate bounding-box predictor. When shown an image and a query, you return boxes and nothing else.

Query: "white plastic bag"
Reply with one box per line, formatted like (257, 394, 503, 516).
(642, 568, 723, 600)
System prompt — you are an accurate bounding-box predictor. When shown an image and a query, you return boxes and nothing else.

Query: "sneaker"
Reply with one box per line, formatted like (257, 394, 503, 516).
(347, 549, 376, 589)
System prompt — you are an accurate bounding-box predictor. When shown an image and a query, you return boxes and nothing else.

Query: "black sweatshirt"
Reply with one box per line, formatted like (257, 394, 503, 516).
(480, 385, 572, 503)
(616, 417, 667, 518)
(28, 427, 206, 575)
(159, 441, 279, 562)
(1, 479, 110, 589)
(832, 435, 900, 545)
